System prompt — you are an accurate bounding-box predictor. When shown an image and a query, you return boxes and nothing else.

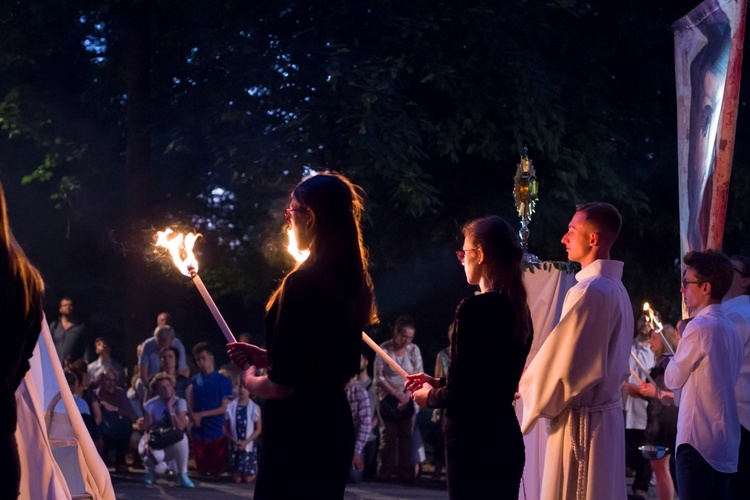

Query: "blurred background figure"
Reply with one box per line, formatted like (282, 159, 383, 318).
(224, 377, 261, 484)
(139, 372, 193, 488)
(186, 342, 232, 476)
(374, 315, 423, 482)
(88, 337, 126, 388)
(623, 310, 657, 499)
(721, 255, 750, 499)
(139, 324, 189, 387)
(49, 296, 90, 365)
(638, 323, 680, 500)
(92, 369, 139, 473)
(428, 323, 452, 482)
(346, 370, 372, 484)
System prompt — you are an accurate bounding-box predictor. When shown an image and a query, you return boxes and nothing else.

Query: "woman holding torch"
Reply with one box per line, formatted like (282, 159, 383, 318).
(227, 172, 377, 499)
(406, 215, 533, 499)
(0, 181, 45, 499)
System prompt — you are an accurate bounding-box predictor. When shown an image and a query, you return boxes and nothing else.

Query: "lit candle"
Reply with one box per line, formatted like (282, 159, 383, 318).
(643, 301, 675, 356)
(155, 229, 237, 344)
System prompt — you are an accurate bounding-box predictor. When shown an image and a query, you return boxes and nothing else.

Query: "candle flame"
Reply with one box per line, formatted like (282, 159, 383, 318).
(155, 228, 201, 276)
(642, 301, 663, 333)
(286, 228, 310, 263)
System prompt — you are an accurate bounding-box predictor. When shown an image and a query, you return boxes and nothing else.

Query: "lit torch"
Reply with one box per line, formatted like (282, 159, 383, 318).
(286, 228, 408, 379)
(155, 228, 238, 345)
(643, 302, 675, 356)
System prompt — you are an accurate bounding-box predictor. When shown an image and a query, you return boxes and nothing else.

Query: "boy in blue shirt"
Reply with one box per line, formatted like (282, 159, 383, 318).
(186, 342, 233, 475)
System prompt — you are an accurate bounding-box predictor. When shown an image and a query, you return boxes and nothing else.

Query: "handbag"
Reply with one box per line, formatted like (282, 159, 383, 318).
(147, 413, 184, 450)
(378, 394, 415, 422)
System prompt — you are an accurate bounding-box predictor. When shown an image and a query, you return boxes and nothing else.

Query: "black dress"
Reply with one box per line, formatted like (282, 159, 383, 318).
(645, 356, 679, 453)
(1, 265, 43, 498)
(427, 292, 532, 499)
(253, 267, 360, 500)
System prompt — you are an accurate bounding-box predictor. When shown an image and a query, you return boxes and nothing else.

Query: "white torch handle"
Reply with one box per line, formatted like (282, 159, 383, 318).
(630, 351, 658, 389)
(362, 332, 409, 379)
(190, 272, 238, 344)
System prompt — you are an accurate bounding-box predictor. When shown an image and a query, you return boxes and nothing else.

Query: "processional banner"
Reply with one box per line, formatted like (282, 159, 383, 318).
(674, 0, 746, 255)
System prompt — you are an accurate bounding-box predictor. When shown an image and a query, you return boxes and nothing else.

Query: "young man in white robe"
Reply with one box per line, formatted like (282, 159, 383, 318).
(665, 250, 743, 499)
(518, 202, 633, 500)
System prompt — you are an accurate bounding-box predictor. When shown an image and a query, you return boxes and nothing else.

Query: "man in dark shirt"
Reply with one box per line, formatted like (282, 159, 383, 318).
(49, 297, 90, 364)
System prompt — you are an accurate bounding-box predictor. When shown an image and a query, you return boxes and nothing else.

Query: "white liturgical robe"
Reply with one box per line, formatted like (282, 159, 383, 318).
(519, 260, 633, 500)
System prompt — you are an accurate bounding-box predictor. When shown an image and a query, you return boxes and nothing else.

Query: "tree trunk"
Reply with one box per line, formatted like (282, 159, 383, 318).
(123, 0, 154, 369)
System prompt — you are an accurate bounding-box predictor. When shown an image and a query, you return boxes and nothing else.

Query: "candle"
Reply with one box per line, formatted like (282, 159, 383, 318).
(362, 331, 409, 379)
(629, 367, 644, 385)
(156, 229, 237, 345)
(188, 267, 237, 344)
(630, 351, 659, 393)
(643, 301, 675, 356)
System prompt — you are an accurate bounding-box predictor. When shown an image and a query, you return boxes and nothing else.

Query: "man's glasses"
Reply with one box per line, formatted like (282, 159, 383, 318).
(455, 247, 479, 263)
(681, 279, 704, 288)
(284, 207, 306, 223)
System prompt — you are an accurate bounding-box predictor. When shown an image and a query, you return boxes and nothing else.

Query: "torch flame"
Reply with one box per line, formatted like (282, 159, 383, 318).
(286, 228, 310, 263)
(155, 228, 201, 276)
(642, 301, 663, 333)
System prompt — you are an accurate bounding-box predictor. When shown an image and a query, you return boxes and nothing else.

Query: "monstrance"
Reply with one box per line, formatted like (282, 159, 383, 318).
(513, 146, 539, 263)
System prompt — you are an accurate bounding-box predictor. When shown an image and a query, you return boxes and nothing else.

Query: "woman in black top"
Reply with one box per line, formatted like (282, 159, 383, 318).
(407, 215, 533, 499)
(227, 172, 377, 499)
(0, 181, 45, 499)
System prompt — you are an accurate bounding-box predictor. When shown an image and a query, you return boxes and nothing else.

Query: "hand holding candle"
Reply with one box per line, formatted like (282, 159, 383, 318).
(227, 342, 269, 371)
(630, 351, 660, 397)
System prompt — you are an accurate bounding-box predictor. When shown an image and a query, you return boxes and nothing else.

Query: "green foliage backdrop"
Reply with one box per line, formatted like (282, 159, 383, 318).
(1, 0, 748, 368)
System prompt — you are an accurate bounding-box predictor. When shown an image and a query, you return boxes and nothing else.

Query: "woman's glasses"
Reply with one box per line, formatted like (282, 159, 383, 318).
(455, 247, 479, 263)
(284, 207, 306, 223)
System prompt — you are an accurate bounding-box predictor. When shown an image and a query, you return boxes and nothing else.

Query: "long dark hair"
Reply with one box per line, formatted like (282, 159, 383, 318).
(267, 172, 378, 328)
(462, 216, 532, 344)
(0, 182, 45, 325)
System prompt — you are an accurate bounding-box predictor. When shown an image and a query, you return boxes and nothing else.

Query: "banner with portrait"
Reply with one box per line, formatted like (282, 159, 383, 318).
(674, 0, 746, 255)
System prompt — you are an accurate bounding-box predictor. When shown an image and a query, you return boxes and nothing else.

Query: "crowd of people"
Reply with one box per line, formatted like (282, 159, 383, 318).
(49, 310, 264, 489)
(6, 173, 750, 500)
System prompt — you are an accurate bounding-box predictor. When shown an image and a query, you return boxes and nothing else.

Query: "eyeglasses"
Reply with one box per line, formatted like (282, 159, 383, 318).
(734, 266, 750, 278)
(455, 247, 480, 263)
(284, 207, 306, 223)
(681, 279, 705, 288)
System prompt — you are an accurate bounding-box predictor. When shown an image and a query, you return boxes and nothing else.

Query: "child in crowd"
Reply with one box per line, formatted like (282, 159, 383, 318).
(55, 369, 97, 441)
(224, 378, 261, 483)
(186, 342, 233, 475)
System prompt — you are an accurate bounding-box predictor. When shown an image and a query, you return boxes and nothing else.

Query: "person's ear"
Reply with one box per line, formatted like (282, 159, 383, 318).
(590, 232, 599, 247)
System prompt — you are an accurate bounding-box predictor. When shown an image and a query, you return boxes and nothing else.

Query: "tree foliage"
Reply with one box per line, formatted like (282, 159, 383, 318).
(1, 0, 748, 365)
